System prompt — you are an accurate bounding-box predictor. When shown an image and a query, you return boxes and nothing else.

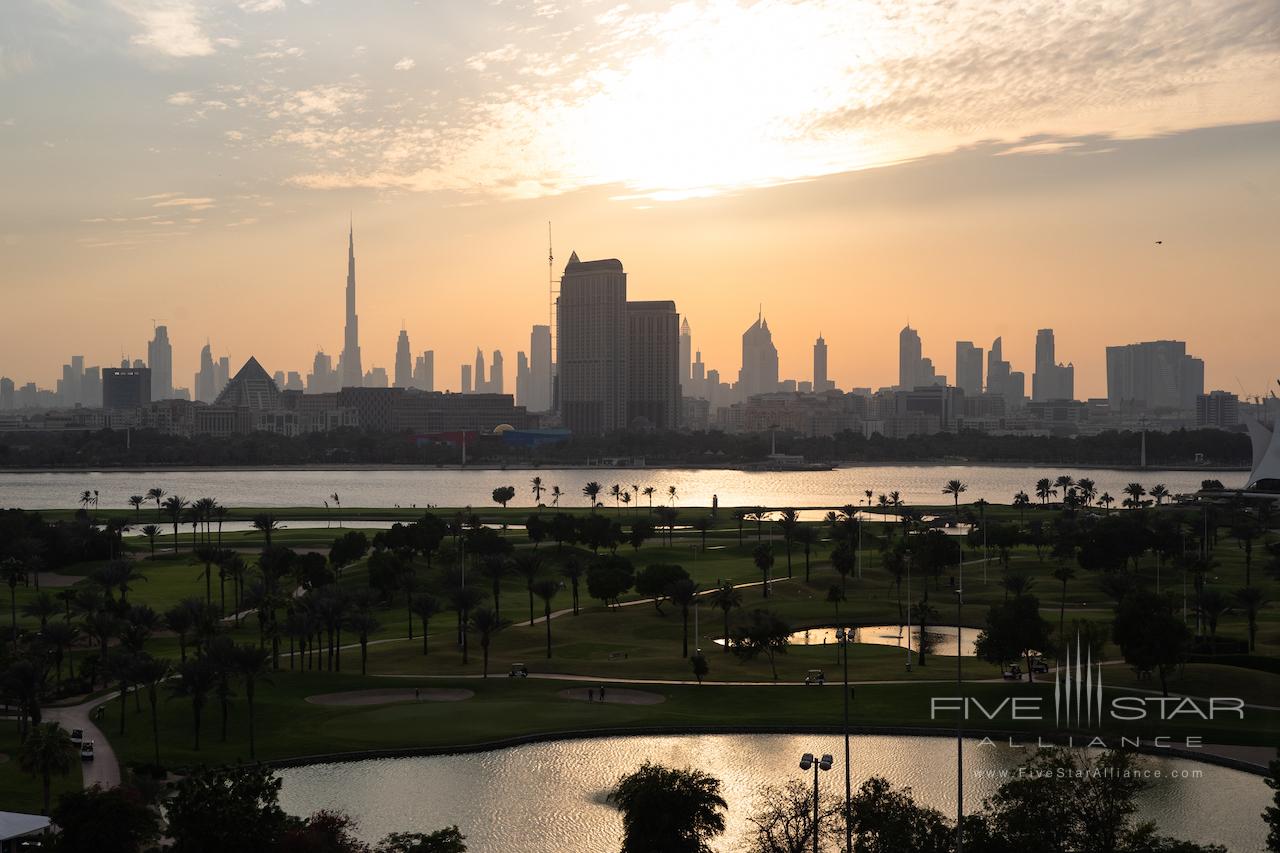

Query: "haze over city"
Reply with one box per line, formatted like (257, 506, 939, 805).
(2, 0, 1278, 397)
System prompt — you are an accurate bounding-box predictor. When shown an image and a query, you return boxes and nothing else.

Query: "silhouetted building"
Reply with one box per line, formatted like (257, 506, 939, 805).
(898, 325, 922, 390)
(490, 350, 504, 395)
(529, 324, 551, 412)
(215, 357, 281, 409)
(986, 336, 1026, 408)
(195, 343, 217, 403)
(0, 377, 13, 410)
(147, 325, 173, 400)
(679, 317, 692, 393)
(413, 351, 434, 392)
(308, 350, 338, 393)
(1106, 340, 1204, 411)
(739, 312, 779, 396)
(394, 329, 412, 388)
(1197, 391, 1239, 429)
(460, 364, 472, 394)
(1032, 329, 1075, 401)
(364, 367, 389, 388)
(556, 252, 628, 434)
(103, 367, 151, 410)
(955, 341, 983, 396)
(814, 334, 833, 392)
(338, 225, 363, 388)
(626, 300, 680, 430)
(515, 352, 530, 408)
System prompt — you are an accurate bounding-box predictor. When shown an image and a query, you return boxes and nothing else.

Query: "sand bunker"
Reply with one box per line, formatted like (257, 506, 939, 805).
(305, 688, 473, 706)
(557, 687, 666, 706)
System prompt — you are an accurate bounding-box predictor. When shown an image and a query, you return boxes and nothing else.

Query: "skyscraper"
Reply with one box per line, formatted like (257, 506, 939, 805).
(413, 351, 434, 392)
(899, 325, 922, 390)
(679, 317, 692, 392)
(813, 334, 831, 392)
(490, 350, 504, 395)
(195, 343, 216, 403)
(461, 364, 472, 394)
(394, 328, 412, 388)
(529, 325, 552, 412)
(473, 349, 486, 393)
(516, 351, 531, 407)
(986, 336, 1026, 407)
(308, 350, 337, 393)
(0, 377, 13, 410)
(1106, 340, 1204, 411)
(556, 252, 628, 435)
(955, 341, 983, 396)
(339, 225, 363, 389)
(103, 367, 151, 410)
(627, 300, 680, 429)
(739, 312, 779, 397)
(1032, 328, 1075, 401)
(215, 356, 230, 398)
(147, 325, 173, 400)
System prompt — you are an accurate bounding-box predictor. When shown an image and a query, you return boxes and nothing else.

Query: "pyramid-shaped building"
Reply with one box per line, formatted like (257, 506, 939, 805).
(214, 357, 281, 410)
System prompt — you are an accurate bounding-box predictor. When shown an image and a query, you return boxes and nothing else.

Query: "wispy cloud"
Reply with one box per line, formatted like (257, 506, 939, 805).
(0, 46, 35, 80)
(114, 0, 215, 58)
(152, 196, 215, 209)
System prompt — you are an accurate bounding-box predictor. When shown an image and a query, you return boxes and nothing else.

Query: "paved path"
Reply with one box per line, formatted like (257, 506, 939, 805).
(44, 696, 121, 789)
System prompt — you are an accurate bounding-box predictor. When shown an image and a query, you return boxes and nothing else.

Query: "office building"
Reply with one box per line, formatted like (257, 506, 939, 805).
(147, 325, 173, 400)
(679, 317, 692, 392)
(626, 300, 680, 429)
(529, 324, 552, 412)
(955, 341, 983, 396)
(1032, 329, 1075, 401)
(556, 252, 628, 434)
(103, 367, 151, 410)
(1106, 340, 1205, 411)
(814, 334, 833, 392)
(1197, 391, 1239, 429)
(413, 351, 435, 392)
(898, 325, 922, 390)
(739, 312, 780, 397)
(515, 351, 531, 408)
(986, 336, 1026, 408)
(338, 224, 363, 388)
(394, 329, 412, 388)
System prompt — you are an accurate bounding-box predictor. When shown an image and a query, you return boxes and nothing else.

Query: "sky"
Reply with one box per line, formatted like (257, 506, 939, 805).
(1, 0, 1278, 398)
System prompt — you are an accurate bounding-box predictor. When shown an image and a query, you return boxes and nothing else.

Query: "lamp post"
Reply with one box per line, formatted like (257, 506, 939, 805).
(800, 752, 833, 853)
(836, 628, 853, 853)
(955, 571, 964, 853)
(904, 554, 913, 672)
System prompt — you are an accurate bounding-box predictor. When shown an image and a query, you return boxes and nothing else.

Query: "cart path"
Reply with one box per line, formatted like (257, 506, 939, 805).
(44, 694, 121, 790)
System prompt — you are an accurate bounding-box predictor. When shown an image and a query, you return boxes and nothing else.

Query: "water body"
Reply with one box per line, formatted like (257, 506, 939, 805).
(275, 733, 1267, 852)
(714, 625, 980, 657)
(0, 465, 1236, 511)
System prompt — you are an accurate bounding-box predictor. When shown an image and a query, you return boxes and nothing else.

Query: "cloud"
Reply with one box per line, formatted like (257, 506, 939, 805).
(166, 91, 195, 105)
(393, 57, 416, 71)
(152, 196, 215, 209)
(114, 0, 215, 58)
(239, 0, 285, 11)
(0, 46, 35, 80)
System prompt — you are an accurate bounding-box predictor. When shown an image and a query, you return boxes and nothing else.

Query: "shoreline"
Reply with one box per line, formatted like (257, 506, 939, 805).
(261, 724, 1271, 777)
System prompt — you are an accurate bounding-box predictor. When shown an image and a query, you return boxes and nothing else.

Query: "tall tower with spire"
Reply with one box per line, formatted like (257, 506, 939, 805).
(679, 317, 692, 392)
(339, 224, 363, 388)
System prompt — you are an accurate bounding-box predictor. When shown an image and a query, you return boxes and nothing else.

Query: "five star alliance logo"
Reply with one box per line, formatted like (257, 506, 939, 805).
(1055, 635, 1104, 729)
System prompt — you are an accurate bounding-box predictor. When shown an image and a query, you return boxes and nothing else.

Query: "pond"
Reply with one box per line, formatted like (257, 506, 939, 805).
(275, 733, 1267, 852)
(714, 624, 980, 657)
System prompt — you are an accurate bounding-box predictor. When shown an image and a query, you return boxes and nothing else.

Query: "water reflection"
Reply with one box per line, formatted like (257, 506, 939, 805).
(714, 625, 979, 657)
(276, 734, 1263, 852)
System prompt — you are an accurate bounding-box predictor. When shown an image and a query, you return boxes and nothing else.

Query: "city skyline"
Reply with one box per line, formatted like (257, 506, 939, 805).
(2, 2, 1277, 398)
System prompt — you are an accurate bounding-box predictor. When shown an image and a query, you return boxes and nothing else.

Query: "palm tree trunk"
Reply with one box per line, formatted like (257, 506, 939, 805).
(247, 684, 256, 760)
(545, 606, 552, 658)
(150, 692, 160, 766)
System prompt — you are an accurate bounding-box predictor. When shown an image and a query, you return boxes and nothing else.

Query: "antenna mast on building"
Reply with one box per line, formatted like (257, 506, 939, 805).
(547, 220, 556, 355)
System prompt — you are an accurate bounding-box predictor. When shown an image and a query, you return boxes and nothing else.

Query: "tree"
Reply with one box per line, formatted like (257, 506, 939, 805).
(49, 785, 160, 853)
(532, 579, 559, 658)
(1150, 483, 1170, 505)
(586, 556, 634, 609)
(1265, 748, 1280, 853)
(942, 479, 967, 524)
(167, 765, 293, 853)
(512, 552, 543, 627)
(846, 776, 953, 853)
(163, 494, 188, 552)
(19, 721, 74, 814)
(608, 762, 727, 853)
(729, 609, 791, 680)
(169, 656, 216, 750)
(1012, 491, 1031, 522)
(411, 594, 442, 655)
(669, 578, 700, 658)
(1050, 562, 1076, 654)
(491, 485, 516, 508)
(1076, 478, 1097, 506)
(530, 476, 545, 506)
(1123, 482, 1146, 510)
(377, 827, 469, 853)
(709, 581, 741, 654)
(348, 610, 381, 676)
(1113, 590, 1191, 696)
(830, 542, 855, 596)
(1196, 589, 1230, 654)
(775, 509, 799, 578)
(133, 654, 171, 766)
(1235, 587, 1267, 652)
(2, 557, 27, 651)
(559, 556, 584, 616)
(139, 523, 161, 559)
(469, 606, 502, 676)
(636, 563, 690, 614)
(974, 594, 1052, 681)
(753, 543, 774, 599)
(793, 525, 817, 582)
(1035, 478, 1056, 505)
(583, 481, 602, 510)
(746, 780, 840, 853)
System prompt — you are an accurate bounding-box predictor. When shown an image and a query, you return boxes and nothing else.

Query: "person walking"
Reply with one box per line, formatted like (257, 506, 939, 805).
(587, 688, 595, 702)
(599, 684, 607, 702)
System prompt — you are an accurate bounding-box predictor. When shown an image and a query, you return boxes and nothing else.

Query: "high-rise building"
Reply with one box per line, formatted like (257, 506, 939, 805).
(81, 366, 102, 408)
(147, 325, 173, 400)
(1032, 328, 1074, 401)
(216, 358, 280, 408)
(338, 225, 363, 388)
(308, 350, 337, 393)
(529, 325, 552, 412)
(490, 350, 505, 395)
(986, 336, 1026, 408)
(0, 377, 13, 410)
(216, 356, 230, 397)
(813, 334, 832, 392)
(679, 317, 692, 392)
(195, 343, 217, 403)
(899, 325, 922, 390)
(955, 341, 983, 396)
(692, 351, 706, 396)
(1106, 340, 1204, 411)
(413, 351, 434, 392)
(363, 367, 389, 388)
(103, 367, 151, 410)
(556, 252, 628, 434)
(460, 364, 472, 394)
(627, 300, 680, 429)
(1197, 391, 1239, 429)
(739, 312, 779, 397)
(516, 351, 531, 407)
(394, 329, 412, 388)
(473, 349, 486, 393)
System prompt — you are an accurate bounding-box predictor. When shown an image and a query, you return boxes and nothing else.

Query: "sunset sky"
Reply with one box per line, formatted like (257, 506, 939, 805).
(2, 0, 1277, 397)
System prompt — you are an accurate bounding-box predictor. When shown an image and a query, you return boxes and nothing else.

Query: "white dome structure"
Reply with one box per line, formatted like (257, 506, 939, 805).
(1244, 414, 1280, 492)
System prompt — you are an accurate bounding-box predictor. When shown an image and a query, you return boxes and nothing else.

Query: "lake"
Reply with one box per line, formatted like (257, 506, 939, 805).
(275, 733, 1268, 852)
(0, 465, 1238, 511)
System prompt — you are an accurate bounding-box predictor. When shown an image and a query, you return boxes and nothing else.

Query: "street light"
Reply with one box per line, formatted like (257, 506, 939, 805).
(835, 628, 854, 853)
(799, 752, 834, 853)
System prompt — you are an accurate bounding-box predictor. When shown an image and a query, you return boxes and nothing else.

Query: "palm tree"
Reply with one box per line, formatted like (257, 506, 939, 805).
(128, 494, 145, 519)
(1196, 590, 1230, 653)
(1149, 483, 1170, 506)
(348, 610, 381, 676)
(610, 483, 623, 512)
(775, 509, 798, 579)
(753, 544, 774, 599)
(732, 509, 747, 546)
(691, 516, 711, 551)
(1035, 478, 1056, 505)
(668, 485, 678, 506)
(512, 553, 542, 627)
(642, 486, 656, 510)
(532, 579, 559, 658)
(1054, 475, 1075, 497)
(251, 513, 281, 547)
(1051, 563, 1076, 654)
(411, 594, 441, 655)
(559, 557, 584, 616)
(1098, 492, 1115, 513)
(22, 591, 56, 631)
(794, 525, 817, 582)
(233, 643, 273, 759)
(550, 485, 563, 507)
(1012, 491, 1031, 523)
(531, 476, 545, 507)
(1076, 478, 1097, 506)
(147, 487, 166, 517)
(1234, 587, 1267, 652)
(170, 657, 216, 751)
(1123, 482, 1146, 510)
(18, 722, 75, 814)
(470, 606, 502, 675)
(162, 494, 187, 553)
(942, 480, 967, 524)
(329, 492, 342, 528)
(139, 524, 162, 559)
(709, 582, 741, 653)
(133, 654, 171, 766)
(669, 578, 700, 658)
(2, 557, 27, 651)
(79, 490, 94, 512)
(583, 481, 602, 511)
(43, 621, 78, 685)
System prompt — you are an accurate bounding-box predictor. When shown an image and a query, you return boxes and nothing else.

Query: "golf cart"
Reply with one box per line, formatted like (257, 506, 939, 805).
(804, 669, 826, 686)
(69, 728, 84, 745)
(1029, 656, 1050, 674)
(80, 740, 95, 761)
(508, 662, 529, 678)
